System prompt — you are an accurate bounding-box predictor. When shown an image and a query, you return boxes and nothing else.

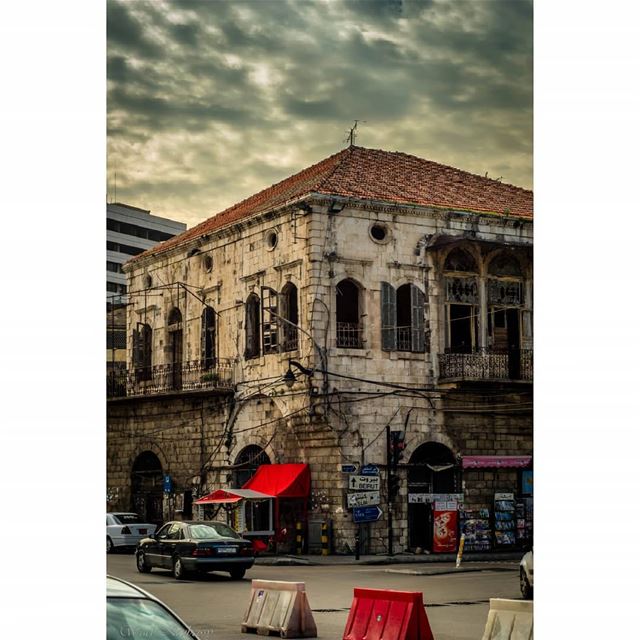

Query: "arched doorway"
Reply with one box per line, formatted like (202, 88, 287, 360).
(407, 442, 460, 551)
(232, 445, 271, 534)
(232, 445, 271, 487)
(131, 451, 164, 525)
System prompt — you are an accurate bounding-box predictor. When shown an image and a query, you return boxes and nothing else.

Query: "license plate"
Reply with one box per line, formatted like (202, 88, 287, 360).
(138, 529, 147, 534)
(217, 547, 237, 554)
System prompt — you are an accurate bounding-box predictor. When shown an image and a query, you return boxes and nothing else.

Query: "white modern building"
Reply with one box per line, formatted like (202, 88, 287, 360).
(107, 202, 186, 305)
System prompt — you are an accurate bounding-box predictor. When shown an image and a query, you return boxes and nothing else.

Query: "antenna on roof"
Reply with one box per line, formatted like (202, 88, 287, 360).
(344, 120, 365, 147)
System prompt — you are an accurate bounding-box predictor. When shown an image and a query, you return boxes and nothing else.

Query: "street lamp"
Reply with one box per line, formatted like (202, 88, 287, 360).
(283, 359, 315, 388)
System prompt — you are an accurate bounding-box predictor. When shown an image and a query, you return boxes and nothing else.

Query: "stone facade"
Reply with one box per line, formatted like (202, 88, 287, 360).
(108, 151, 533, 555)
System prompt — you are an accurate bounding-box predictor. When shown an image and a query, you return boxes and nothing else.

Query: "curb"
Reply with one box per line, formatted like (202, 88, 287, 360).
(254, 552, 522, 567)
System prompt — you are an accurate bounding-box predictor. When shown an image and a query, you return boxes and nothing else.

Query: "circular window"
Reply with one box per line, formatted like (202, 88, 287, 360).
(266, 230, 278, 251)
(370, 223, 389, 243)
(144, 274, 152, 289)
(203, 254, 214, 272)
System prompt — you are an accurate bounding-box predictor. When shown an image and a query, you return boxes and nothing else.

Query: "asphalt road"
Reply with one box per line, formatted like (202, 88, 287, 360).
(107, 553, 522, 640)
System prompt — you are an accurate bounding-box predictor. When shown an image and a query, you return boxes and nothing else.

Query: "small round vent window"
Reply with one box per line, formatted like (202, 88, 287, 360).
(203, 254, 214, 272)
(370, 223, 389, 243)
(266, 230, 278, 250)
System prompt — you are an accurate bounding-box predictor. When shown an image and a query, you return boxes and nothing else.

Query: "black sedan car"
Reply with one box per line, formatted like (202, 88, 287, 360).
(136, 520, 254, 580)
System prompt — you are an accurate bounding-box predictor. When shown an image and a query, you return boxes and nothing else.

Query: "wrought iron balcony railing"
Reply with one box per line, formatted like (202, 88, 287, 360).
(438, 348, 533, 383)
(336, 322, 364, 348)
(107, 358, 235, 398)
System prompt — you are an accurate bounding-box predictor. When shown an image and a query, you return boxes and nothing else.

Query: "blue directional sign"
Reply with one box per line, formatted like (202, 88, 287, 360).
(163, 474, 173, 493)
(360, 464, 380, 476)
(341, 464, 358, 474)
(353, 505, 383, 523)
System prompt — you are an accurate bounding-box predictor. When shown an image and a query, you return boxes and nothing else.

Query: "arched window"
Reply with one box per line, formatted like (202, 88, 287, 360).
(201, 306, 216, 369)
(486, 252, 524, 376)
(245, 294, 261, 359)
(444, 248, 477, 272)
(133, 323, 152, 381)
(167, 307, 183, 389)
(281, 283, 298, 352)
(444, 248, 479, 354)
(336, 279, 363, 348)
(488, 253, 523, 278)
(381, 282, 426, 352)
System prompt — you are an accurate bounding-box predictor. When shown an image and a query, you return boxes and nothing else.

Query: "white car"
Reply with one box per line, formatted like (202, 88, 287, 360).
(107, 575, 200, 639)
(107, 512, 157, 553)
(520, 549, 533, 599)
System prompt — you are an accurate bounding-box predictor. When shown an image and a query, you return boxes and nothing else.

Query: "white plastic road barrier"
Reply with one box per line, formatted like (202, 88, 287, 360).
(241, 579, 317, 638)
(481, 598, 533, 640)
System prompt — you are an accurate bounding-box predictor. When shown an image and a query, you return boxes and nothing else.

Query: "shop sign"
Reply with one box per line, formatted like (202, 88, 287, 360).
(349, 475, 380, 491)
(408, 493, 463, 504)
(347, 491, 381, 508)
(495, 492, 514, 501)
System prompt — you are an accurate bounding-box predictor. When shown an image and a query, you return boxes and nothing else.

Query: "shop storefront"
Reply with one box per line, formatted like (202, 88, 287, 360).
(460, 455, 533, 551)
(195, 463, 310, 553)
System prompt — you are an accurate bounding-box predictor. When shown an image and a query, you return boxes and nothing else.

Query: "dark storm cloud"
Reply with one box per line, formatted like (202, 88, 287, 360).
(107, 0, 163, 59)
(107, 0, 532, 227)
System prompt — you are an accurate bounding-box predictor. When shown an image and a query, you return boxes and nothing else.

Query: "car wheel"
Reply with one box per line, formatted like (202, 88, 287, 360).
(173, 557, 188, 580)
(520, 568, 533, 599)
(107, 536, 114, 554)
(230, 568, 246, 580)
(136, 550, 152, 573)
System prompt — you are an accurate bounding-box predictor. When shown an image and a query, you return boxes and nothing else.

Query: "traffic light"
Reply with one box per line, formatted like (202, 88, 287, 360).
(389, 474, 401, 501)
(389, 430, 406, 469)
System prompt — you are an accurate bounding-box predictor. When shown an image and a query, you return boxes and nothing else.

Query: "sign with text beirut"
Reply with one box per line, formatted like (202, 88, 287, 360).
(348, 475, 380, 491)
(347, 491, 381, 508)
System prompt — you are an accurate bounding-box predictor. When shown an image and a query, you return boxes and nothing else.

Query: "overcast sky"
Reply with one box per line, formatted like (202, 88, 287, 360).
(107, 0, 532, 227)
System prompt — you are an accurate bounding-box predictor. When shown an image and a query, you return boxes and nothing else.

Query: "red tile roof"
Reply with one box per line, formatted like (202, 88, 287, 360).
(132, 146, 532, 262)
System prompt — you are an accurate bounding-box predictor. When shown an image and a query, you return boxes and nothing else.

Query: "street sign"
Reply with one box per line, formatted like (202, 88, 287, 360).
(353, 506, 383, 523)
(347, 491, 381, 508)
(360, 464, 379, 476)
(349, 475, 380, 491)
(341, 464, 358, 474)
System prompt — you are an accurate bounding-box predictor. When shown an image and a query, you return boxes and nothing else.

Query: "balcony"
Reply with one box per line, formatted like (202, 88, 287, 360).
(107, 359, 235, 399)
(437, 349, 533, 383)
(337, 322, 364, 348)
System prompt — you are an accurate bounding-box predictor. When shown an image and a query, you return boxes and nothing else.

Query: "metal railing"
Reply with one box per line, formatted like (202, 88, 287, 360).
(438, 349, 533, 382)
(107, 358, 235, 398)
(336, 322, 364, 348)
(396, 326, 412, 351)
(282, 325, 299, 352)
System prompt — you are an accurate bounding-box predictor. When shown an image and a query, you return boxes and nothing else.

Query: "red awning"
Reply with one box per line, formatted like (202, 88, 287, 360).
(462, 455, 532, 469)
(242, 463, 311, 498)
(193, 488, 273, 505)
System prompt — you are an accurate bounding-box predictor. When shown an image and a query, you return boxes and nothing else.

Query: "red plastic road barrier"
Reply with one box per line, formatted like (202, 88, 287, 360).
(342, 588, 434, 640)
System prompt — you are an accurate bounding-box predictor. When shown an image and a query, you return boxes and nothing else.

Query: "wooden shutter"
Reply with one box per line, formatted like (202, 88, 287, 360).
(261, 287, 279, 354)
(200, 310, 207, 364)
(410, 285, 426, 353)
(381, 282, 397, 351)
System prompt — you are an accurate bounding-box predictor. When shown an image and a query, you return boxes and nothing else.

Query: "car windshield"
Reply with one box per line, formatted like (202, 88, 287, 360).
(113, 514, 144, 524)
(107, 598, 197, 640)
(188, 523, 242, 540)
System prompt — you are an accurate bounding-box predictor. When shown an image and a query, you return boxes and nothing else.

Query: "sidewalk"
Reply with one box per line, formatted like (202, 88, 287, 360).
(254, 551, 522, 567)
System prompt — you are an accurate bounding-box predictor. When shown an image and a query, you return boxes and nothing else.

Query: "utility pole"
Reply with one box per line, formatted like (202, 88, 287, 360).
(386, 425, 393, 555)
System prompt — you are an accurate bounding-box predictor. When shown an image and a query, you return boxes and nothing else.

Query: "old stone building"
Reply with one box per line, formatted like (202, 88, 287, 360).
(107, 146, 533, 554)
